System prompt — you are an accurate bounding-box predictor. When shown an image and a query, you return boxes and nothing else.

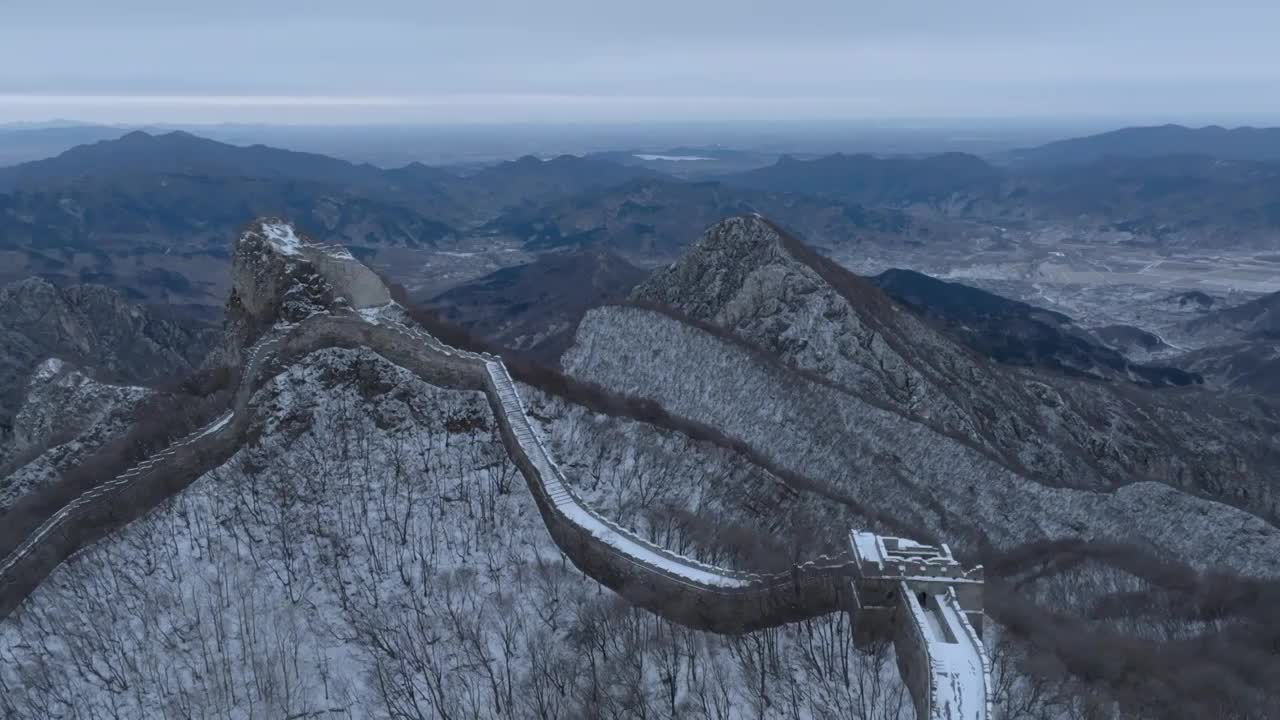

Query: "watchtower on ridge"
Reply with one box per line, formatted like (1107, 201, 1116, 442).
(849, 530, 984, 632)
(849, 530, 990, 720)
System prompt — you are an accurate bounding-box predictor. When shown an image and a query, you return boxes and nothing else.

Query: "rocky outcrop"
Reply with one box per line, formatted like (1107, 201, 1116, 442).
(214, 218, 398, 367)
(213, 218, 340, 365)
(630, 215, 1028, 443)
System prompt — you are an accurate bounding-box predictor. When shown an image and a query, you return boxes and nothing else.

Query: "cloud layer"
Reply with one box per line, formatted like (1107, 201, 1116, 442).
(4, 1, 1279, 123)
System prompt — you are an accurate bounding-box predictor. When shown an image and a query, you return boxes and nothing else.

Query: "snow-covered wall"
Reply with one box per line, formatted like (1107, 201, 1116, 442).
(0, 311, 852, 631)
(894, 586, 990, 720)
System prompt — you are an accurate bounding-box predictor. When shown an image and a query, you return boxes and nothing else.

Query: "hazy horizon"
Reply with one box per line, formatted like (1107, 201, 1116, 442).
(5, 1, 1280, 125)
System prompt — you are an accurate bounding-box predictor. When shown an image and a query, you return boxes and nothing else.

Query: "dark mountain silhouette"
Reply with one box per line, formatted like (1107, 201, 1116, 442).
(707, 140, 1280, 250)
(0, 131, 685, 308)
(451, 154, 665, 216)
(0, 130, 413, 194)
(979, 154, 1280, 248)
(1185, 289, 1280, 341)
(430, 248, 648, 359)
(870, 269, 1200, 386)
(486, 178, 928, 263)
(720, 152, 1002, 206)
(0, 133, 466, 306)
(1011, 124, 1280, 167)
(0, 125, 134, 167)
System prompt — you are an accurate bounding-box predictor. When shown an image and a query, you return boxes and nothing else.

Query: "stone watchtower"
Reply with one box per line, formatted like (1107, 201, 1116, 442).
(849, 531, 991, 720)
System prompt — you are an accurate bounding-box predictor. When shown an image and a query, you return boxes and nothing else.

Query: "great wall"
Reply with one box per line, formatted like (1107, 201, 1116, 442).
(0, 221, 991, 720)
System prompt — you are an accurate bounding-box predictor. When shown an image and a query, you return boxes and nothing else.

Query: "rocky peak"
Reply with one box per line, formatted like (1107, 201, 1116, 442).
(631, 214, 985, 424)
(633, 214, 797, 317)
(217, 217, 394, 365)
(624, 215, 1280, 500)
(217, 219, 340, 363)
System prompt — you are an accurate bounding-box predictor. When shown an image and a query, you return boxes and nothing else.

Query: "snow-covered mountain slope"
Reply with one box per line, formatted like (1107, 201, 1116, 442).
(626, 215, 1280, 522)
(565, 304, 1280, 577)
(0, 358, 149, 512)
(0, 342, 929, 718)
(525, 388, 861, 570)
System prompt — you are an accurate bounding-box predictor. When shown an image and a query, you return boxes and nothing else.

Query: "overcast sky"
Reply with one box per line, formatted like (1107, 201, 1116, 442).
(3, 0, 1279, 125)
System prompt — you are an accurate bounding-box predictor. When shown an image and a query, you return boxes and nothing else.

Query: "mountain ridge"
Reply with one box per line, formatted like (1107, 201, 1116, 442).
(1011, 123, 1280, 166)
(624, 215, 1280, 516)
(0, 277, 213, 445)
(870, 268, 1201, 386)
(720, 151, 1001, 207)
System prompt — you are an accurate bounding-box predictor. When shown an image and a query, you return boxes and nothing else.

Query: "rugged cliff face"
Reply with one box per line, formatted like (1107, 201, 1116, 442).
(562, 216, 1280, 714)
(213, 218, 341, 365)
(0, 277, 210, 446)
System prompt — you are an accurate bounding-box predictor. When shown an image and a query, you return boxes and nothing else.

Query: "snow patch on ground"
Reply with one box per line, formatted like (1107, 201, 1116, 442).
(357, 302, 397, 325)
(31, 357, 67, 383)
(322, 246, 355, 260)
(261, 221, 304, 256)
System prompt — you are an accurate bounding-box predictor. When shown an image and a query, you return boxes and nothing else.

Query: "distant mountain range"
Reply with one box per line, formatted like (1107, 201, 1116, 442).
(0, 130, 398, 193)
(720, 152, 1002, 208)
(0, 132, 661, 305)
(0, 125, 132, 167)
(484, 177, 935, 262)
(5, 123, 1280, 316)
(444, 154, 662, 217)
(1010, 124, 1280, 166)
(715, 147, 1280, 247)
